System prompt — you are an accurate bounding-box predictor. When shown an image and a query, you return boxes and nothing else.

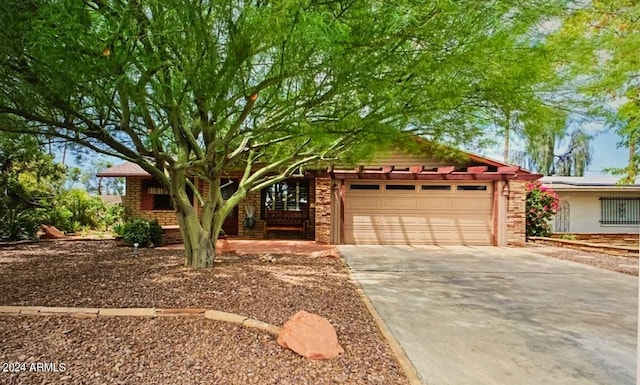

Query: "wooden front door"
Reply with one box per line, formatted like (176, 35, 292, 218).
(221, 179, 239, 235)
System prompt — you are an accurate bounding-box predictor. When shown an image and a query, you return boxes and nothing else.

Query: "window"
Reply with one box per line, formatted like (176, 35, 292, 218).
(142, 179, 173, 210)
(152, 194, 173, 210)
(261, 180, 309, 217)
(599, 197, 640, 225)
(386, 184, 416, 190)
(350, 184, 380, 190)
(142, 178, 194, 211)
(457, 185, 487, 191)
(422, 185, 451, 191)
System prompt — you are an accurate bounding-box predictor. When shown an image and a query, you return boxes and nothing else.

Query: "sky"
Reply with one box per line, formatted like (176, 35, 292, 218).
(583, 129, 627, 175)
(65, 128, 627, 179)
(481, 128, 627, 176)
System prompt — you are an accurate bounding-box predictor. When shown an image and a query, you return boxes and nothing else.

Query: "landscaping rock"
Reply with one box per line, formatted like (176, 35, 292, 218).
(216, 238, 237, 254)
(40, 225, 65, 239)
(310, 248, 340, 258)
(277, 310, 344, 359)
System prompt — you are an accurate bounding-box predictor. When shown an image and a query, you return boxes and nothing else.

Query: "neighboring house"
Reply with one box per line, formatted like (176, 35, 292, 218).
(541, 176, 640, 234)
(97, 146, 539, 246)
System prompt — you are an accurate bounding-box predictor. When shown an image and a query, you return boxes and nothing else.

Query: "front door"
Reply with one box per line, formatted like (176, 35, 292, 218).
(221, 179, 239, 235)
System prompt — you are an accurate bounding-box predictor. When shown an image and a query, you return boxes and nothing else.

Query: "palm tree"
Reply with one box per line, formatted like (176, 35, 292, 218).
(553, 129, 592, 176)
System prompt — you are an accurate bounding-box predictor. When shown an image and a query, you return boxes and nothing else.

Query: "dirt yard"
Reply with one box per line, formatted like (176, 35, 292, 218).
(0, 241, 409, 385)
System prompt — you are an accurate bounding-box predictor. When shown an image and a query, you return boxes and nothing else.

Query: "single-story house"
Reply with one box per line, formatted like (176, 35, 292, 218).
(98, 146, 540, 246)
(541, 176, 640, 234)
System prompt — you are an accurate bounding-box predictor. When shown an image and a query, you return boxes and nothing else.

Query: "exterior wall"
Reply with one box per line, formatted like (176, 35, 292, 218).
(124, 177, 178, 226)
(126, 176, 318, 240)
(315, 178, 332, 244)
(553, 190, 640, 233)
(236, 179, 316, 240)
(506, 180, 527, 246)
(238, 189, 265, 239)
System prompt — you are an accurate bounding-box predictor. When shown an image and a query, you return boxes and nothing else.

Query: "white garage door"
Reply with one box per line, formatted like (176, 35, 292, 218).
(343, 181, 493, 245)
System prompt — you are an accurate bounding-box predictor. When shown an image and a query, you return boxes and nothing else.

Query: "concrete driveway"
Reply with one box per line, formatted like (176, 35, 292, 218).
(338, 245, 637, 385)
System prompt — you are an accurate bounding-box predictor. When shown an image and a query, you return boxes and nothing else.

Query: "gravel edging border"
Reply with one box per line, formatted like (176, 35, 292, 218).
(0, 306, 281, 335)
(528, 236, 639, 257)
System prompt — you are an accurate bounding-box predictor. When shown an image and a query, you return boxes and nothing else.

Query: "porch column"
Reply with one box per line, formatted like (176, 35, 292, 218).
(315, 178, 332, 244)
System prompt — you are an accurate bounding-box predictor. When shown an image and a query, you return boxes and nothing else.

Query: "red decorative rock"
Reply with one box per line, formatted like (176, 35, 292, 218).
(310, 248, 340, 258)
(215, 239, 237, 254)
(277, 310, 344, 359)
(40, 225, 65, 239)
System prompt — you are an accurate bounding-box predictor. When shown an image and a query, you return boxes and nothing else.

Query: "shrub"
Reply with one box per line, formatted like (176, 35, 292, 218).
(0, 208, 40, 241)
(103, 203, 126, 229)
(112, 222, 125, 237)
(44, 189, 109, 232)
(148, 219, 163, 247)
(122, 218, 163, 247)
(525, 181, 560, 237)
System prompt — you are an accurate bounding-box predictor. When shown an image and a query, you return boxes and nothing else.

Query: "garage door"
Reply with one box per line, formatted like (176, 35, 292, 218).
(343, 181, 493, 245)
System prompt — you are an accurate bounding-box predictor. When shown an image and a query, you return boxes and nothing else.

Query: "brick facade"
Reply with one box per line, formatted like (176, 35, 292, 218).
(124, 177, 317, 240)
(314, 178, 332, 244)
(506, 180, 527, 246)
(124, 177, 178, 226)
(123, 175, 529, 246)
(238, 189, 264, 239)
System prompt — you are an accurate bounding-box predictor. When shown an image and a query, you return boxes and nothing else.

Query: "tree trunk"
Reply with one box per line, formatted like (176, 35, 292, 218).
(503, 109, 511, 163)
(177, 208, 217, 269)
(168, 167, 244, 269)
(626, 135, 637, 183)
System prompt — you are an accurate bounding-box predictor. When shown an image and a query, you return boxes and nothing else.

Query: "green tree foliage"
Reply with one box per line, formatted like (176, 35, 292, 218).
(44, 189, 112, 233)
(0, 132, 64, 240)
(80, 160, 125, 195)
(0, 0, 572, 267)
(515, 127, 592, 176)
(550, 0, 639, 182)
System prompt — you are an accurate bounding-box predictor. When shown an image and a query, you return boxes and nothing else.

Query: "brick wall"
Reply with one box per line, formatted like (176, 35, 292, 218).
(315, 178, 332, 244)
(126, 176, 321, 241)
(507, 180, 526, 246)
(238, 189, 265, 239)
(124, 177, 179, 226)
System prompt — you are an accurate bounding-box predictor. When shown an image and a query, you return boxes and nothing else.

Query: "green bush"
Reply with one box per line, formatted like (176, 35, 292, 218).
(148, 219, 163, 247)
(0, 208, 40, 241)
(525, 181, 560, 237)
(122, 218, 163, 248)
(44, 189, 109, 232)
(112, 222, 125, 237)
(103, 203, 126, 229)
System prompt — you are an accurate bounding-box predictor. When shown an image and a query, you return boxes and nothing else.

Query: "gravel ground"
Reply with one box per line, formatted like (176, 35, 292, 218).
(526, 242, 639, 276)
(0, 241, 408, 385)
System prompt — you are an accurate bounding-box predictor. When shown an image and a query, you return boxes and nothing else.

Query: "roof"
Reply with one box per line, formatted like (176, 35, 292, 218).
(540, 176, 640, 191)
(96, 162, 149, 177)
(329, 141, 540, 181)
(96, 141, 540, 182)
